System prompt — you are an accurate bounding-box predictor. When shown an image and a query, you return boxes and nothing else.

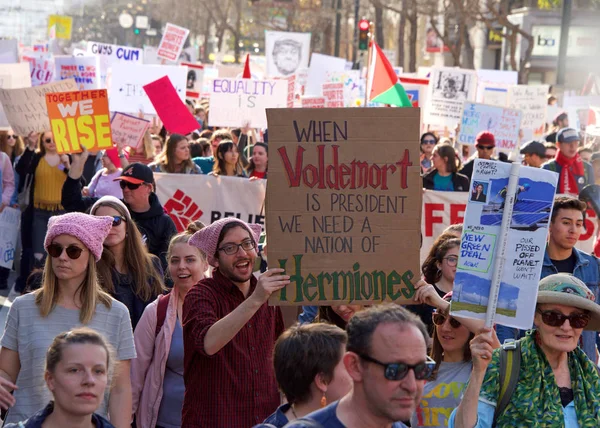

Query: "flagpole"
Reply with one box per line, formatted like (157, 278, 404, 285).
(364, 22, 375, 107)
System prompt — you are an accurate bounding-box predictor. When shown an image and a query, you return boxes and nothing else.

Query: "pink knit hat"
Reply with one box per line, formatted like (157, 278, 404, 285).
(44, 213, 114, 262)
(189, 218, 262, 267)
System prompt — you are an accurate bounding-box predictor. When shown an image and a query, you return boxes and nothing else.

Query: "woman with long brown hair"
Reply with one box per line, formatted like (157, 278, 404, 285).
(422, 144, 469, 192)
(0, 129, 25, 165)
(149, 134, 202, 174)
(211, 140, 247, 177)
(90, 196, 164, 329)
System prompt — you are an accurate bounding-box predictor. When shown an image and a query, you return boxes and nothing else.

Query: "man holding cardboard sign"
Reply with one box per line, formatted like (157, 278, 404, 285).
(45, 89, 113, 155)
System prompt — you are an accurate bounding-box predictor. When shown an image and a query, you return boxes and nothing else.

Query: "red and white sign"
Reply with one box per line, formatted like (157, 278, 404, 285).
(322, 82, 344, 108)
(301, 96, 325, 108)
(157, 23, 190, 62)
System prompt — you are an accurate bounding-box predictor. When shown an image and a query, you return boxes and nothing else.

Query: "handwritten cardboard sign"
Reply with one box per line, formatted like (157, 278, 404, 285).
(266, 108, 422, 305)
(143, 76, 199, 135)
(110, 112, 150, 149)
(0, 63, 33, 129)
(45, 89, 112, 154)
(48, 15, 72, 39)
(458, 102, 522, 153)
(157, 23, 190, 62)
(424, 67, 477, 128)
(86, 42, 143, 88)
(54, 55, 100, 90)
(108, 63, 187, 114)
(0, 79, 77, 135)
(507, 85, 548, 140)
(208, 78, 288, 128)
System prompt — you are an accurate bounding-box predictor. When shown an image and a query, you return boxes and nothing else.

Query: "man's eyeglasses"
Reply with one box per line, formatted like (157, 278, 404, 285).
(443, 256, 458, 266)
(119, 181, 144, 190)
(537, 309, 590, 329)
(432, 313, 462, 329)
(47, 243, 85, 260)
(477, 146, 494, 151)
(358, 353, 436, 381)
(218, 239, 256, 255)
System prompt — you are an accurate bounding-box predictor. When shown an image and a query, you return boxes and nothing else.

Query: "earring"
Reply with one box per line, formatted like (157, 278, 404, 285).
(320, 393, 327, 408)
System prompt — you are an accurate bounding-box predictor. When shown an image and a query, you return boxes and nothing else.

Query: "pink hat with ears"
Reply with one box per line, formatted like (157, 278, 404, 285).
(189, 217, 262, 267)
(44, 213, 114, 262)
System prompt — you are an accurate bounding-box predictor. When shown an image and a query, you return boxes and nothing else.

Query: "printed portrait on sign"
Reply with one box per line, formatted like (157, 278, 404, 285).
(272, 39, 302, 76)
(265, 31, 311, 78)
(432, 70, 472, 100)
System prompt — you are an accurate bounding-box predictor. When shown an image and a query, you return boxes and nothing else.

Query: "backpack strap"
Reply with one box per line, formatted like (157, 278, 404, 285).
(155, 293, 171, 337)
(492, 339, 521, 427)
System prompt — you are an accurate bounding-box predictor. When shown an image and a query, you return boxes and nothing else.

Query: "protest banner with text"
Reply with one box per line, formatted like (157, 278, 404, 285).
(54, 55, 100, 90)
(45, 89, 112, 154)
(424, 67, 477, 128)
(266, 108, 422, 305)
(209, 78, 288, 128)
(0, 79, 78, 135)
(322, 82, 344, 108)
(86, 42, 143, 88)
(110, 112, 150, 149)
(458, 102, 522, 153)
(22, 50, 55, 86)
(507, 85, 548, 140)
(157, 23, 190, 62)
(0, 63, 32, 129)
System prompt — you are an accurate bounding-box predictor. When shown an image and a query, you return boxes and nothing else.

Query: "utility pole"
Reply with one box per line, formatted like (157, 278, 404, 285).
(556, 0, 572, 86)
(334, 0, 342, 57)
(352, 0, 359, 63)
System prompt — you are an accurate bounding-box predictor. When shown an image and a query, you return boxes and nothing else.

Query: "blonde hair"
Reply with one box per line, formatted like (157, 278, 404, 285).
(35, 256, 112, 324)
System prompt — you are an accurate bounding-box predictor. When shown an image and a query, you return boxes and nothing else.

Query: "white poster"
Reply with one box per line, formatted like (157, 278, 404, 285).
(507, 84, 549, 140)
(0, 207, 20, 269)
(155, 173, 266, 233)
(0, 63, 32, 130)
(143, 46, 161, 65)
(424, 67, 477, 128)
(305, 53, 347, 96)
(86, 42, 143, 88)
(54, 55, 100, 90)
(208, 78, 288, 128)
(458, 102, 522, 153)
(265, 31, 311, 78)
(563, 95, 600, 131)
(326, 70, 365, 108)
(481, 85, 510, 107)
(22, 50, 55, 86)
(108, 63, 187, 115)
(0, 40, 18, 64)
(476, 69, 517, 103)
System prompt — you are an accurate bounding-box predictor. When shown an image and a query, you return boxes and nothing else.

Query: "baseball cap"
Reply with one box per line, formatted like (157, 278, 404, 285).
(520, 140, 546, 157)
(475, 131, 495, 147)
(557, 128, 580, 144)
(114, 163, 154, 185)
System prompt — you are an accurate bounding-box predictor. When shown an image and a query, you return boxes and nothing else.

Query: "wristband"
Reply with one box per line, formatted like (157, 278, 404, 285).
(119, 153, 126, 159)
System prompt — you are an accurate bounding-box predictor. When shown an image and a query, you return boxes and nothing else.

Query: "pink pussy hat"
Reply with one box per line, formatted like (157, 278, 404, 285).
(189, 217, 262, 267)
(44, 213, 114, 262)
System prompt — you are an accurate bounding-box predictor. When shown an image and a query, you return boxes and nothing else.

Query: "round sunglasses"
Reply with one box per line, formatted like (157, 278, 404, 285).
(537, 309, 590, 329)
(432, 313, 462, 329)
(47, 243, 85, 260)
(358, 353, 436, 381)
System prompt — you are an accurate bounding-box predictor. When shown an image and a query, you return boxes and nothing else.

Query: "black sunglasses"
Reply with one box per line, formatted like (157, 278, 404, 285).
(537, 309, 590, 329)
(119, 181, 143, 190)
(112, 216, 126, 227)
(422, 139, 436, 145)
(432, 313, 462, 329)
(47, 243, 85, 260)
(477, 146, 494, 151)
(44, 138, 53, 144)
(6, 135, 17, 140)
(358, 353, 436, 381)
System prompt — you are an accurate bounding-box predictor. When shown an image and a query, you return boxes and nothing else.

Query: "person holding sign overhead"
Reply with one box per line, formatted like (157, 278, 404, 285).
(450, 274, 600, 428)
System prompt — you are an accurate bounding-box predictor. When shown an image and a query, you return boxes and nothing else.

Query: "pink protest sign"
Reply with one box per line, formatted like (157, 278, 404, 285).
(110, 112, 150, 149)
(143, 76, 199, 135)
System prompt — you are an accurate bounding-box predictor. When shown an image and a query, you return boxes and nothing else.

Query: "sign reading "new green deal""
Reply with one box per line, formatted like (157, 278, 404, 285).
(266, 108, 422, 305)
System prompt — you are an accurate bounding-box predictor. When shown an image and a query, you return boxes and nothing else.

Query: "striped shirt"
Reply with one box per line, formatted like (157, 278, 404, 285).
(182, 270, 284, 427)
(0, 293, 136, 424)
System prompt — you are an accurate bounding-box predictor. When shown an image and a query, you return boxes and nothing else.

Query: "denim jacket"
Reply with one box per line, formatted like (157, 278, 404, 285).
(541, 247, 600, 361)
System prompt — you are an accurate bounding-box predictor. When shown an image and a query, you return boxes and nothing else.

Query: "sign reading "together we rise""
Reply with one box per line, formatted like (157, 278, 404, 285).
(266, 108, 422, 305)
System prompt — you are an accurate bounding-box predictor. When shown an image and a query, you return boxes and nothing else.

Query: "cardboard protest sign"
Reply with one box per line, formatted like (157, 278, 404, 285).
(507, 85, 549, 140)
(266, 108, 422, 305)
(424, 67, 477, 128)
(0, 40, 18, 64)
(45, 89, 112, 154)
(110, 112, 150, 149)
(300, 96, 326, 108)
(306, 53, 347, 96)
(108, 63, 187, 114)
(0, 207, 20, 269)
(322, 83, 344, 108)
(0, 63, 33, 129)
(143, 76, 199, 135)
(458, 102, 522, 153)
(22, 50, 55, 86)
(86, 42, 143, 88)
(451, 160, 558, 329)
(265, 31, 311, 78)
(208, 78, 288, 128)
(181, 63, 204, 99)
(54, 55, 100, 90)
(157, 23, 190, 62)
(48, 15, 73, 39)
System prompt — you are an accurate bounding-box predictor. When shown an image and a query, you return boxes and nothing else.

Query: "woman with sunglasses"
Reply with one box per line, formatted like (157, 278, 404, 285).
(0, 212, 136, 426)
(420, 133, 438, 174)
(131, 221, 208, 428)
(422, 144, 469, 192)
(451, 274, 600, 428)
(411, 292, 474, 428)
(149, 134, 202, 174)
(90, 196, 164, 330)
(0, 129, 25, 165)
(407, 237, 460, 330)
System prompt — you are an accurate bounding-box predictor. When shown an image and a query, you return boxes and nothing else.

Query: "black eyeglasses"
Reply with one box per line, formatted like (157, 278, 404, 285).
(358, 353, 436, 381)
(119, 181, 142, 190)
(6, 135, 17, 140)
(432, 313, 462, 329)
(217, 239, 255, 255)
(478, 146, 494, 151)
(47, 243, 85, 260)
(112, 216, 126, 227)
(422, 139, 436, 145)
(537, 309, 590, 329)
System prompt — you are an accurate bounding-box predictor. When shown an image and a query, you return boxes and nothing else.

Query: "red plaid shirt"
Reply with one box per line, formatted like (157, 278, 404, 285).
(182, 270, 284, 427)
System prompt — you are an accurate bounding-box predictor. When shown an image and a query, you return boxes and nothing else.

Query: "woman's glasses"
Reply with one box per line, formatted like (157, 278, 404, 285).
(432, 313, 462, 329)
(112, 216, 127, 227)
(537, 309, 590, 329)
(47, 243, 84, 260)
(443, 256, 458, 267)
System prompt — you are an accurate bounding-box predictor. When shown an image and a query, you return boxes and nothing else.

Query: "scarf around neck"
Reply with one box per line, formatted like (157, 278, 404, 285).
(479, 330, 600, 427)
(556, 150, 584, 194)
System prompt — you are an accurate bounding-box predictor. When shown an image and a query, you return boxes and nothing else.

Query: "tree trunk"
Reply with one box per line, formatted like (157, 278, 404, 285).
(375, 5, 384, 48)
(202, 21, 211, 63)
(408, 5, 417, 72)
(398, 5, 406, 70)
(462, 24, 475, 69)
